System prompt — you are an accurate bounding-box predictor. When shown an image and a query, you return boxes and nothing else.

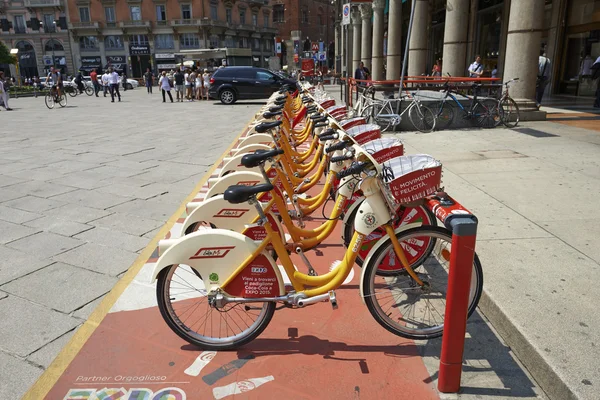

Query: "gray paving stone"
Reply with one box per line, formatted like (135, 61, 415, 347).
(42, 160, 101, 174)
(70, 151, 119, 164)
(27, 328, 77, 369)
(87, 164, 148, 178)
(44, 204, 113, 224)
(0, 296, 80, 357)
(1, 180, 78, 199)
(1, 262, 117, 313)
(0, 245, 53, 285)
(5, 167, 67, 182)
(50, 188, 134, 210)
(47, 170, 113, 190)
(0, 291, 7, 300)
(53, 242, 138, 276)
(0, 175, 27, 188)
(6, 232, 83, 259)
(74, 226, 150, 253)
(0, 220, 41, 244)
(0, 186, 26, 203)
(0, 351, 43, 400)
(72, 297, 103, 320)
(108, 198, 180, 221)
(90, 212, 163, 236)
(95, 182, 168, 200)
(1, 195, 66, 213)
(23, 216, 93, 237)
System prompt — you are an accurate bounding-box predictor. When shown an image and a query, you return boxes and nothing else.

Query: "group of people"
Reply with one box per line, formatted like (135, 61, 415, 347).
(87, 68, 125, 102)
(148, 68, 212, 103)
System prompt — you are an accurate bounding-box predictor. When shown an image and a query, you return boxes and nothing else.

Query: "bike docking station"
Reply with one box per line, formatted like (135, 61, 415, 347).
(26, 86, 488, 400)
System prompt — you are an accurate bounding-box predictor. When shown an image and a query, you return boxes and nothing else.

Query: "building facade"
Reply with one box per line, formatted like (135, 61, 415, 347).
(0, 0, 74, 78)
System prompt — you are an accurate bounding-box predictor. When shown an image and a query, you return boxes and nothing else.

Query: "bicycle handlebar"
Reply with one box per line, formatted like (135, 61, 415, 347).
(336, 161, 369, 180)
(319, 133, 339, 142)
(325, 140, 349, 153)
(330, 150, 355, 163)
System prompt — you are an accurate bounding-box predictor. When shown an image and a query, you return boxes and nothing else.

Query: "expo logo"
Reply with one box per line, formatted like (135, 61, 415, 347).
(251, 267, 267, 274)
(189, 246, 235, 260)
(63, 387, 185, 400)
(213, 208, 249, 218)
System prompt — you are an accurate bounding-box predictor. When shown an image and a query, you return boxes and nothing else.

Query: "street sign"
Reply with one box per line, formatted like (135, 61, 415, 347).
(311, 42, 319, 52)
(342, 3, 351, 25)
(318, 52, 326, 61)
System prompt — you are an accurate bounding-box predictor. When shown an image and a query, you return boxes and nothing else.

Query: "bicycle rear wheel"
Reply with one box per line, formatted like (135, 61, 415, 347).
(362, 226, 483, 340)
(67, 87, 77, 97)
(501, 97, 520, 128)
(362, 104, 392, 132)
(85, 85, 94, 96)
(44, 93, 55, 109)
(408, 103, 436, 133)
(474, 99, 501, 128)
(431, 101, 454, 130)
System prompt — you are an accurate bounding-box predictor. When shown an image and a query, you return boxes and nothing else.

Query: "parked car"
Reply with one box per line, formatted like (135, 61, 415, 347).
(72, 76, 138, 90)
(39, 77, 74, 89)
(208, 67, 296, 104)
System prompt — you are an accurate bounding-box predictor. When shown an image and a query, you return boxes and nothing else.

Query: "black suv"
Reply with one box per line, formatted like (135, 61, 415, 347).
(209, 67, 296, 104)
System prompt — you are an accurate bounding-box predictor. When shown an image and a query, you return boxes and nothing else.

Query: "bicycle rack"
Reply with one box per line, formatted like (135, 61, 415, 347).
(424, 193, 479, 393)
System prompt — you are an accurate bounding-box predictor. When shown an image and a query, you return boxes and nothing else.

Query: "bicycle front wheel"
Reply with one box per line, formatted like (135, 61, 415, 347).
(431, 101, 454, 130)
(501, 97, 520, 128)
(156, 264, 276, 350)
(85, 85, 94, 96)
(362, 226, 483, 340)
(408, 103, 436, 133)
(44, 93, 55, 109)
(58, 94, 67, 107)
(67, 87, 77, 97)
(474, 99, 501, 128)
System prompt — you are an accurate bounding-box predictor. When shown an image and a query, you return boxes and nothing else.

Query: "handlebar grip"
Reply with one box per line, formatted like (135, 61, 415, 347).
(318, 128, 335, 138)
(330, 153, 354, 163)
(319, 133, 338, 142)
(325, 140, 349, 153)
(336, 162, 367, 180)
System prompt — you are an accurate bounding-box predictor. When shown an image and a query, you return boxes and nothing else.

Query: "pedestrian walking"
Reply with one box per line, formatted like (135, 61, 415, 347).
(144, 68, 153, 94)
(536, 51, 551, 107)
(121, 73, 128, 91)
(159, 71, 174, 103)
(101, 71, 109, 97)
(203, 69, 211, 100)
(108, 68, 121, 102)
(195, 71, 203, 100)
(0, 71, 13, 111)
(468, 55, 484, 78)
(90, 68, 100, 96)
(591, 56, 600, 108)
(174, 68, 185, 102)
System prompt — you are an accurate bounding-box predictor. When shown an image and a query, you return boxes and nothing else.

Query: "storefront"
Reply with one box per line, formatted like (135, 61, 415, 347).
(129, 44, 151, 78)
(155, 53, 177, 73)
(79, 56, 102, 75)
(15, 41, 38, 78)
(106, 55, 127, 74)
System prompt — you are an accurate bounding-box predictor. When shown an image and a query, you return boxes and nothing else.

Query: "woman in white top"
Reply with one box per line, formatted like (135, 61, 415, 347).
(195, 73, 203, 100)
(202, 69, 211, 100)
(159, 71, 173, 103)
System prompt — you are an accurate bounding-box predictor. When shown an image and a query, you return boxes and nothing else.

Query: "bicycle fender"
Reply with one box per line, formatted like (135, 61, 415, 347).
(204, 171, 266, 200)
(235, 134, 274, 150)
(358, 222, 422, 304)
(341, 195, 365, 227)
(219, 154, 263, 177)
(151, 230, 285, 298)
(231, 143, 272, 157)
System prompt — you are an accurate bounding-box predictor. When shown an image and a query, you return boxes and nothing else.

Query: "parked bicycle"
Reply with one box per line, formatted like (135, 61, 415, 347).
(66, 82, 94, 97)
(432, 81, 501, 130)
(45, 85, 67, 109)
(498, 78, 520, 128)
(351, 85, 375, 117)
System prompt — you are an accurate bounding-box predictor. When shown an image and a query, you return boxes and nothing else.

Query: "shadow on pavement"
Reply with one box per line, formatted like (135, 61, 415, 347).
(212, 101, 268, 106)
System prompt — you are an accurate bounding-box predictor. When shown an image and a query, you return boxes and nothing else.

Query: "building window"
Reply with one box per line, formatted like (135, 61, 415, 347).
(105, 7, 116, 22)
(239, 9, 246, 25)
(273, 5, 284, 23)
(43, 14, 55, 32)
(156, 5, 166, 21)
(318, 12, 323, 25)
(252, 14, 258, 26)
(130, 6, 142, 21)
(79, 36, 99, 50)
(79, 7, 90, 23)
(264, 14, 269, 27)
(155, 34, 174, 49)
(210, 1, 218, 20)
(180, 33, 199, 49)
(238, 37, 248, 48)
(225, 36, 236, 48)
(265, 39, 272, 51)
(129, 34, 149, 45)
(226, 9, 232, 24)
(252, 38, 260, 50)
(45, 39, 64, 52)
(301, 9, 308, 24)
(13, 15, 26, 33)
(104, 35, 124, 50)
(181, 4, 192, 20)
(209, 35, 219, 48)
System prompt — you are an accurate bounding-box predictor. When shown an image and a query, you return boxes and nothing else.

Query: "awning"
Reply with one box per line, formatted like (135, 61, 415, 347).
(178, 48, 227, 60)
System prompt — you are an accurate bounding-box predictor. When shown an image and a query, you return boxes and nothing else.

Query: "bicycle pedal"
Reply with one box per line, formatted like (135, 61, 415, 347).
(329, 291, 338, 310)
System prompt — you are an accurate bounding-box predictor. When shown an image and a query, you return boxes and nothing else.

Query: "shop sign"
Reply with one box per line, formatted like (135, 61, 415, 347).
(106, 55, 127, 72)
(155, 53, 175, 59)
(81, 56, 101, 68)
(157, 64, 178, 70)
(19, 51, 37, 67)
(130, 44, 150, 55)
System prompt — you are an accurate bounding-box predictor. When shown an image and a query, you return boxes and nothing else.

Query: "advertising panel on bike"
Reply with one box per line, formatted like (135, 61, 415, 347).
(385, 156, 443, 204)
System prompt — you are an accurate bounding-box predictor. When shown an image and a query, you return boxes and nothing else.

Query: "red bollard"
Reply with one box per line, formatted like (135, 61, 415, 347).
(425, 195, 478, 393)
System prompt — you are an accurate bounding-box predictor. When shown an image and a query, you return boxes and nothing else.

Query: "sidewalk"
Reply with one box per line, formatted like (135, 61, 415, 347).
(327, 85, 599, 399)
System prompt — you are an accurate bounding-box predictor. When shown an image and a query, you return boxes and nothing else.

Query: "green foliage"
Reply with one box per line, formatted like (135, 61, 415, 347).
(0, 41, 16, 65)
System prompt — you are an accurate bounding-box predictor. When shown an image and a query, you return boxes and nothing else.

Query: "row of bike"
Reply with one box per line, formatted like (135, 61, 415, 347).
(352, 78, 520, 133)
(150, 82, 484, 350)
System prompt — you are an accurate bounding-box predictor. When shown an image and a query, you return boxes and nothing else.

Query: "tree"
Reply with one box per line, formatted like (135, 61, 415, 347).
(0, 40, 16, 65)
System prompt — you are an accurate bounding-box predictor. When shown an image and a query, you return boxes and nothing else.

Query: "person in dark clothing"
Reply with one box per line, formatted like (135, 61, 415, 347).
(174, 69, 185, 102)
(144, 68, 153, 94)
(75, 72, 84, 94)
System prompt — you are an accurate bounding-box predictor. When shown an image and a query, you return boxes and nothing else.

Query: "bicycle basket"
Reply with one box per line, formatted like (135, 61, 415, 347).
(326, 105, 348, 119)
(320, 99, 336, 109)
(380, 155, 442, 205)
(340, 117, 367, 130)
(346, 123, 381, 145)
(361, 138, 404, 164)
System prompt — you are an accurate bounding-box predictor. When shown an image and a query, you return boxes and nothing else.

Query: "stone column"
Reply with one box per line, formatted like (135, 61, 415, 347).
(359, 4, 372, 73)
(341, 24, 346, 76)
(98, 36, 107, 67)
(442, 0, 469, 77)
(408, 0, 429, 77)
(386, 0, 402, 80)
(503, 0, 546, 116)
(351, 8, 362, 74)
(334, 22, 341, 74)
(371, 0, 385, 81)
(544, 0, 565, 94)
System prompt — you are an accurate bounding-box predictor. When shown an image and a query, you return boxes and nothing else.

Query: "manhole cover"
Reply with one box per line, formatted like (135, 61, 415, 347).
(511, 127, 558, 138)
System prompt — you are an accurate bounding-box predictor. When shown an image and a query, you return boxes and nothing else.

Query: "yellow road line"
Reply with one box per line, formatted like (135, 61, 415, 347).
(23, 120, 251, 400)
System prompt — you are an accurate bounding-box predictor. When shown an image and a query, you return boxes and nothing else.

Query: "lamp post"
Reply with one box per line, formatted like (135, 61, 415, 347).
(39, 19, 57, 71)
(10, 48, 21, 86)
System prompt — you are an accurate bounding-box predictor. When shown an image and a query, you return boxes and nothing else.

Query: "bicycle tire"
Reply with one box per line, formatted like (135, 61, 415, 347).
(474, 99, 501, 128)
(362, 226, 483, 340)
(364, 103, 393, 132)
(156, 265, 276, 350)
(342, 203, 437, 269)
(44, 93, 54, 109)
(58, 94, 67, 107)
(85, 85, 94, 96)
(408, 103, 436, 133)
(431, 101, 454, 130)
(501, 97, 520, 128)
(67, 87, 77, 97)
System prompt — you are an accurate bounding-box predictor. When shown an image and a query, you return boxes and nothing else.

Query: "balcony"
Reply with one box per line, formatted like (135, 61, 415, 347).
(237, 24, 256, 31)
(260, 26, 278, 34)
(14, 26, 27, 34)
(119, 20, 151, 32)
(171, 19, 201, 27)
(24, 0, 63, 7)
(155, 20, 169, 27)
(68, 21, 101, 34)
